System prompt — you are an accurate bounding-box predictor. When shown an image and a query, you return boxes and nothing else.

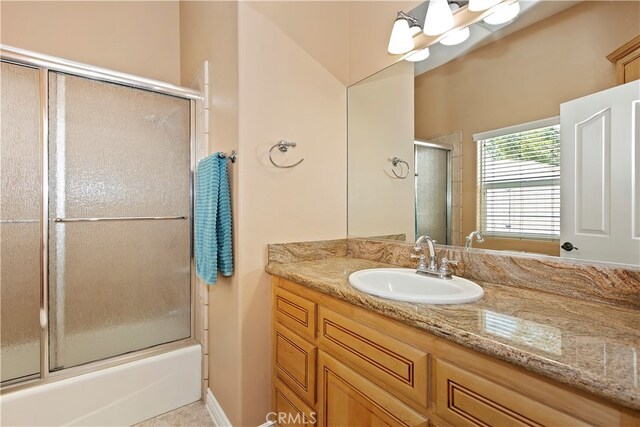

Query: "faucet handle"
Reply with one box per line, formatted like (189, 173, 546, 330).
(441, 257, 459, 266)
(411, 253, 428, 271)
(439, 257, 458, 279)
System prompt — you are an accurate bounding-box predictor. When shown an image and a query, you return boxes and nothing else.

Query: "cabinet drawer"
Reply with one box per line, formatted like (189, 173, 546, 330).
(273, 377, 317, 426)
(435, 360, 589, 427)
(275, 287, 316, 339)
(318, 307, 429, 408)
(274, 323, 317, 405)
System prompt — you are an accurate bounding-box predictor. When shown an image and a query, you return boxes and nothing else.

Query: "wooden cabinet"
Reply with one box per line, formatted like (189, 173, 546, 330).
(608, 35, 640, 84)
(317, 351, 429, 427)
(318, 307, 429, 408)
(275, 287, 317, 340)
(435, 359, 588, 427)
(273, 377, 317, 427)
(274, 323, 317, 405)
(271, 276, 640, 427)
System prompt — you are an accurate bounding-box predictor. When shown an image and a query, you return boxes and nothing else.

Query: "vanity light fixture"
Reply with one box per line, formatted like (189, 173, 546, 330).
(404, 47, 431, 62)
(440, 2, 470, 46)
(388, 11, 419, 54)
(440, 27, 470, 45)
(423, 0, 455, 36)
(468, 0, 502, 12)
(483, 0, 520, 25)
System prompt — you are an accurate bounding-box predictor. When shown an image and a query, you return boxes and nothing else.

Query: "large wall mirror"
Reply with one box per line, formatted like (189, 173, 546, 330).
(347, 0, 640, 266)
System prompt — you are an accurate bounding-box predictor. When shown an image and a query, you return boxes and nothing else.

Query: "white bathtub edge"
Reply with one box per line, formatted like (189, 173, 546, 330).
(1, 344, 202, 426)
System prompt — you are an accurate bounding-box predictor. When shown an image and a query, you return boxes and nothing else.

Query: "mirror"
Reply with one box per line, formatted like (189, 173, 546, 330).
(347, 0, 640, 265)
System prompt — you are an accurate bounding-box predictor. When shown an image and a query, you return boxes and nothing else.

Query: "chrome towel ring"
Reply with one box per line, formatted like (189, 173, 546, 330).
(391, 157, 409, 179)
(269, 140, 304, 168)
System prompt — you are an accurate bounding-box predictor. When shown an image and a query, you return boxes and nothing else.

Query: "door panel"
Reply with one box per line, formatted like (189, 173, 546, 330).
(560, 80, 640, 264)
(47, 72, 191, 370)
(0, 62, 41, 382)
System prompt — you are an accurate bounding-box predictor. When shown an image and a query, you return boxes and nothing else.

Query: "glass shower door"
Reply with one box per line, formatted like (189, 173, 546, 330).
(47, 72, 192, 370)
(0, 62, 42, 382)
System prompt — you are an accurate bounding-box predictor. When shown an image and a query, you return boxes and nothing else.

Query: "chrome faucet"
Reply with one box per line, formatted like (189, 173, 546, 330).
(412, 235, 458, 279)
(465, 230, 484, 249)
(413, 235, 438, 271)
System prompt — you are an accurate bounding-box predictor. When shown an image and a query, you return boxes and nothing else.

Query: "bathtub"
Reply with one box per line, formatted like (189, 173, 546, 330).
(0, 344, 202, 426)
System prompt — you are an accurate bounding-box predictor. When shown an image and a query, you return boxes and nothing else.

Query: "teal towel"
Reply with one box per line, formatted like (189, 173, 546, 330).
(195, 153, 233, 284)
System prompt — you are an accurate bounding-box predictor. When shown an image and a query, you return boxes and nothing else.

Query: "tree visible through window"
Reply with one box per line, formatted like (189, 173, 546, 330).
(475, 118, 560, 240)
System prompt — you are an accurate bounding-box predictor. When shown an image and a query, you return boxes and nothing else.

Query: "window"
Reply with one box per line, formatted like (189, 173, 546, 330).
(474, 117, 560, 240)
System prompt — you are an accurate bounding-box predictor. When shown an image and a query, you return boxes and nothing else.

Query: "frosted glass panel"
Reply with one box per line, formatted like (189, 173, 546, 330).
(0, 62, 41, 382)
(1, 63, 41, 222)
(415, 146, 449, 244)
(49, 220, 191, 370)
(48, 72, 190, 219)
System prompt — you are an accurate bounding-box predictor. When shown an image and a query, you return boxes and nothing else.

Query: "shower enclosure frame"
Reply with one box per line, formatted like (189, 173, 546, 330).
(414, 139, 453, 245)
(0, 45, 201, 393)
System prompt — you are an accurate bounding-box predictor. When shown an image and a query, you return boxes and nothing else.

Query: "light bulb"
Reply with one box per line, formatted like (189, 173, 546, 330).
(423, 0, 455, 36)
(468, 0, 502, 12)
(483, 1, 520, 25)
(440, 26, 470, 46)
(404, 47, 431, 62)
(388, 16, 414, 54)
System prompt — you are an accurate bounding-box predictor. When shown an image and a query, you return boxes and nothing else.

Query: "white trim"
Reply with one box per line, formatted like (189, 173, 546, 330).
(258, 422, 276, 427)
(473, 116, 560, 141)
(206, 388, 232, 427)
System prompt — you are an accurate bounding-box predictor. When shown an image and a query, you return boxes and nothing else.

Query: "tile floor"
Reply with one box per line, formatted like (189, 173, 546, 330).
(134, 401, 214, 427)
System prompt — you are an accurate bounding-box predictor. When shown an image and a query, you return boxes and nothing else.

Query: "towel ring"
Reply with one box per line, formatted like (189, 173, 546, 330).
(269, 140, 304, 168)
(391, 157, 409, 179)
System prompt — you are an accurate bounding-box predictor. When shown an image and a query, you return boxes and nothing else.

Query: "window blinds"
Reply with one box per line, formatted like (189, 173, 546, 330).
(475, 118, 560, 240)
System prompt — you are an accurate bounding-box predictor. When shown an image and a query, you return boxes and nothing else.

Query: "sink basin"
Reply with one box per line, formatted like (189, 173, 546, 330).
(348, 268, 484, 304)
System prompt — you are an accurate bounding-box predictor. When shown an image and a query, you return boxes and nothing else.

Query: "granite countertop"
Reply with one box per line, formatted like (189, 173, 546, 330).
(266, 257, 640, 411)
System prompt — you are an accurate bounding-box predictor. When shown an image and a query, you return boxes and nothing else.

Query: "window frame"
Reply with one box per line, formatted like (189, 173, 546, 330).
(474, 116, 561, 241)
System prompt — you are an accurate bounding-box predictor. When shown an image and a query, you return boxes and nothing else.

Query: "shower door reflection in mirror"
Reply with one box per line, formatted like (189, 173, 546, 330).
(47, 72, 191, 370)
(414, 143, 451, 245)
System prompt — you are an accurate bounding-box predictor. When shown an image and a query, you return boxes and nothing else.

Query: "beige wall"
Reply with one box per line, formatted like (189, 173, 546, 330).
(415, 1, 640, 256)
(248, 1, 349, 85)
(180, 1, 242, 423)
(348, 60, 415, 241)
(0, 1, 181, 85)
(181, 2, 347, 425)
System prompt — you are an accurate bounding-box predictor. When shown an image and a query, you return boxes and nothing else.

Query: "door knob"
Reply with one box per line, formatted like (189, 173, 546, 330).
(561, 242, 578, 251)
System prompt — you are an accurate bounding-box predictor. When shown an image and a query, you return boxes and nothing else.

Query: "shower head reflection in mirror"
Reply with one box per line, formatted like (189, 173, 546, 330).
(347, 0, 640, 266)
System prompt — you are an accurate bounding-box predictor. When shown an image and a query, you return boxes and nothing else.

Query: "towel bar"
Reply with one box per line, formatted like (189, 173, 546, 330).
(218, 150, 238, 163)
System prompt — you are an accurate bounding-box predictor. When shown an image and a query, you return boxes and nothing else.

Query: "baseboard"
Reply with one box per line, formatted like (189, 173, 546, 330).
(206, 389, 232, 427)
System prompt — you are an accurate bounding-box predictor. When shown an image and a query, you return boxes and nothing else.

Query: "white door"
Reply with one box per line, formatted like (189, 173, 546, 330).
(560, 80, 640, 265)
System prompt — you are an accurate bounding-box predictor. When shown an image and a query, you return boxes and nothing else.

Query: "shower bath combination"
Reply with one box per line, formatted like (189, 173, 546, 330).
(0, 45, 202, 425)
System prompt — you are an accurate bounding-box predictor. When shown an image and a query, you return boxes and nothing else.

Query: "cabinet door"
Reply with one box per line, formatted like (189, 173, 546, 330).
(273, 377, 317, 426)
(274, 323, 317, 406)
(317, 351, 429, 427)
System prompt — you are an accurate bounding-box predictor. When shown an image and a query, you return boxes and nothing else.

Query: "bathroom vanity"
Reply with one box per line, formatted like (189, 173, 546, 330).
(267, 240, 640, 427)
